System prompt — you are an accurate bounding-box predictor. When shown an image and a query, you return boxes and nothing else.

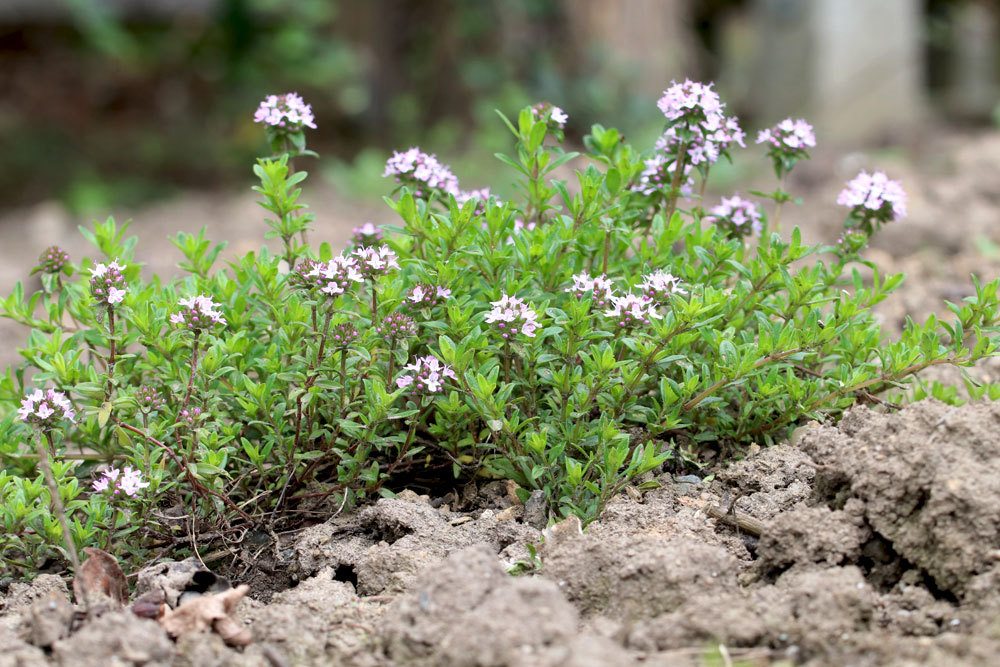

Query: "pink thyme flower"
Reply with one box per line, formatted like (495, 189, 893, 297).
(170, 295, 227, 332)
(118, 466, 150, 496)
(837, 170, 907, 222)
(306, 255, 364, 296)
(180, 406, 203, 427)
(655, 116, 745, 169)
(485, 294, 540, 339)
(19, 388, 76, 426)
(36, 246, 69, 274)
(756, 118, 816, 151)
(384, 147, 460, 198)
(396, 355, 456, 394)
(531, 102, 568, 130)
(407, 284, 451, 308)
(92, 466, 148, 498)
(90, 259, 127, 306)
(639, 270, 687, 302)
(565, 273, 616, 309)
(704, 195, 763, 239)
(604, 293, 662, 329)
(253, 93, 317, 130)
(376, 311, 418, 341)
(633, 154, 694, 196)
(353, 245, 400, 279)
(657, 80, 725, 128)
(351, 222, 383, 247)
(757, 118, 816, 178)
(330, 322, 359, 348)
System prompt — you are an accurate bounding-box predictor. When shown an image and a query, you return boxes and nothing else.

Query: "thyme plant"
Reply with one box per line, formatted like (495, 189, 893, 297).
(2, 84, 997, 575)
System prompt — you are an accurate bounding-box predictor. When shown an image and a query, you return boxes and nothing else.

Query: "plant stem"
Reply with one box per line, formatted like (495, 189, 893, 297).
(503, 340, 511, 385)
(387, 338, 397, 384)
(370, 282, 379, 325)
(115, 420, 252, 523)
(340, 348, 348, 412)
(105, 306, 117, 399)
(772, 174, 787, 234)
(39, 431, 89, 611)
(663, 138, 689, 223)
(682, 348, 802, 412)
(182, 336, 201, 412)
(602, 226, 611, 275)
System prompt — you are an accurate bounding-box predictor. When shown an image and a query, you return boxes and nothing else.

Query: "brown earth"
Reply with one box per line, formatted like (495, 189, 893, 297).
(4, 399, 1000, 665)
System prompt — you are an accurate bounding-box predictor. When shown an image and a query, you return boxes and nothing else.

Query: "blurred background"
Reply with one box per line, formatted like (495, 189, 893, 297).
(1, 0, 1000, 366)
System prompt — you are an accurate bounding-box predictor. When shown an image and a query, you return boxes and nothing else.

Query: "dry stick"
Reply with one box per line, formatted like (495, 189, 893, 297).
(702, 501, 764, 538)
(38, 431, 90, 611)
(114, 420, 252, 523)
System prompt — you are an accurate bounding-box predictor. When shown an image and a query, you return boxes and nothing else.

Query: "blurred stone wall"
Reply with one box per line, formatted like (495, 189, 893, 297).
(748, 0, 925, 144)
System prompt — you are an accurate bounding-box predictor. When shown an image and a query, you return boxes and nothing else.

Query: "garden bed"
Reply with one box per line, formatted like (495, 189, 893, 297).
(4, 398, 1000, 666)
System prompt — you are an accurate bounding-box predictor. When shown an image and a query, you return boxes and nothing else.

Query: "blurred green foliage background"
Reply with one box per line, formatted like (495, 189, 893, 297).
(0, 0, 996, 213)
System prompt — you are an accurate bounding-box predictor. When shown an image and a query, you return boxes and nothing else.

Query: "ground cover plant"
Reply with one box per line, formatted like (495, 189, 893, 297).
(1, 84, 998, 581)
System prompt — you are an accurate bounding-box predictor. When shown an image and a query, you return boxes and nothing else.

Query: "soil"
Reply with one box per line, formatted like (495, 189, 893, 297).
(4, 399, 1000, 665)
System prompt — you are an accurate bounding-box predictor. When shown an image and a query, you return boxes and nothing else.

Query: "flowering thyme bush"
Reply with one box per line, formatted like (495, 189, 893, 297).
(2, 85, 999, 575)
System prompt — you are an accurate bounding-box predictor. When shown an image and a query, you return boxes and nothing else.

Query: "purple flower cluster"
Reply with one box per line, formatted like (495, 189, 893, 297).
(633, 154, 694, 197)
(135, 386, 164, 413)
(180, 406, 203, 426)
(37, 246, 69, 274)
(253, 93, 317, 130)
(756, 118, 816, 152)
(384, 147, 460, 199)
(531, 102, 568, 130)
(639, 270, 687, 302)
(90, 260, 127, 307)
(704, 195, 764, 239)
(351, 222, 383, 247)
(92, 466, 149, 497)
(485, 294, 540, 339)
(757, 118, 817, 178)
(565, 273, 616, 309)
(353, 245, 400, 280)
(304, 256, 364, 296)
(604, 294, 662, 329)
(648, 80, 745, 192)
(18, 389, 76, 426)
(376, 312, 418, 341)
(330, 322, 360, 348)
(657, 80, 725, 127)
(396, 355, 456, 394)
(655, 116, 745, 170)
(837, 170, 907, 223)
(170, 295, 227, 332)
(407, 284, 451, 308)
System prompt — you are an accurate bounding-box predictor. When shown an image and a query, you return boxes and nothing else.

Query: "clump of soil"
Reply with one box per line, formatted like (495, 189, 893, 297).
(5, 400, 1000, 666)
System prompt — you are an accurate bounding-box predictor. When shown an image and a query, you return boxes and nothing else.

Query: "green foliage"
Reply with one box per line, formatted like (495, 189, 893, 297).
(2, 103, 998, 576)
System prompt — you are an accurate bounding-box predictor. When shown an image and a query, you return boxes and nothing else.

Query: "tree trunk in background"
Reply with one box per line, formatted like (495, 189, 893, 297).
(748, 0, 925, 146)
(560, 0, 694, 102)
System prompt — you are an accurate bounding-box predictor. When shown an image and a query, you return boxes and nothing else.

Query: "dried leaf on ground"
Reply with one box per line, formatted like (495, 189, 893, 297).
(74, 547, 129, 607)
(159, 584, 252, 647)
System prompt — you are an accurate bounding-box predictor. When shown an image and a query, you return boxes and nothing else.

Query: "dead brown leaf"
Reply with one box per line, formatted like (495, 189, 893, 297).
(74, 547, 128, 607)
(158, 584, 252, 647)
